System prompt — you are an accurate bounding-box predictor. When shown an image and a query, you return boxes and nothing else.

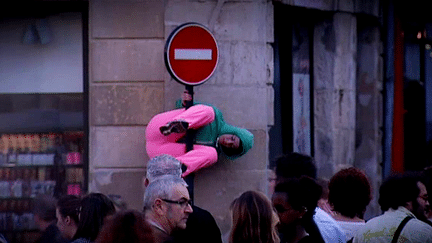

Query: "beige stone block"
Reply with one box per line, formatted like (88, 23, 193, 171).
(314, 128, 335, 179)
(194, 170, 267, 234)
(90, 1, 164, 38)
(333, 90, 356, 129)
(213, 2, 270, 42)
(165, 1, 214, 28)
(314, 90, 333, 129)
(91, 40, 165, 82)
(89, 169, 146, 211)
(90, 126, 148, 168)
(334, 56, 356, 91)
(280, 0, 334, 12)
(337, 0, 354, 12)
(313, 21, 335, 90)
(90, 83, 164, 125)
(333, 128, 355, 166)
(267, 85, 274, 126)
(354, 0, 379, 16)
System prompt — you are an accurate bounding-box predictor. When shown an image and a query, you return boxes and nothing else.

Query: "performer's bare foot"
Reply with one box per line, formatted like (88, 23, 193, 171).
(159, 121, 189, 136)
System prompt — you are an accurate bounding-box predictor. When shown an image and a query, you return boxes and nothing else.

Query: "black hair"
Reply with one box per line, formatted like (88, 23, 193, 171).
(73, 193, 116, 241)
(272, 153, 317, 180)
(378, 172, 423, 212)
(57, 195, 81, 225)
(221, 140, 243, 156)
(274, 176, 324, 243)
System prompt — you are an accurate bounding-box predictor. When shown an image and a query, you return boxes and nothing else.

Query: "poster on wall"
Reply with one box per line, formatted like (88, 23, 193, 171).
(293, 73, 311, 155)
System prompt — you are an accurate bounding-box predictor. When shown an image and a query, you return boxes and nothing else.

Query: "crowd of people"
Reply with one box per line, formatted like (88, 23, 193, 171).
(1, 152, 429, 243)
(1, 153, 431, 243)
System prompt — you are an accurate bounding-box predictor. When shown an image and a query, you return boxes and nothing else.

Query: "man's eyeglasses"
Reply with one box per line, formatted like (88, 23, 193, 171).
(162, 198, 192, 208)
(418, 194, 429, 202)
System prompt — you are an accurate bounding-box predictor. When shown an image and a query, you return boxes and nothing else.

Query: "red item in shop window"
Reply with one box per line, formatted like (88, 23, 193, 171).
(73, 152, 80, 164)
(67, 184, 81, 196)
(66, 152, 81, 164)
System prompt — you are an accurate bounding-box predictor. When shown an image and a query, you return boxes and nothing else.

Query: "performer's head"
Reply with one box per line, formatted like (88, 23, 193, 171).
(218, 134, 243, 156)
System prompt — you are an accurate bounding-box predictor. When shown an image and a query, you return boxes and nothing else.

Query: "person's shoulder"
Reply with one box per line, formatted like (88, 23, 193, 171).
(314, 208, 346, 242)
(191, 205, 212, 216)
(405, 218, 432, 233)
(70, 238, 92, 243)
(189, 205, 219, 225)
(0, 234, 6, 243)
(314, 207, 340, 226)
(400, 219, 432, 242)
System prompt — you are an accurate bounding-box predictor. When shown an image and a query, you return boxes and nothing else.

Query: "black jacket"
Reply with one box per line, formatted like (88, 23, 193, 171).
(172, 205, 222, 243)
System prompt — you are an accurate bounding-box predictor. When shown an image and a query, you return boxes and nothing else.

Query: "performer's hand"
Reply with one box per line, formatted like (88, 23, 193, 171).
(182, 166, 192, 177)
(181, 90, 193, 107)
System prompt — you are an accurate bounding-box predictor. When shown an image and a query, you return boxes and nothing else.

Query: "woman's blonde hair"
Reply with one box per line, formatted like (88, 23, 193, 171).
(229, 191, 280, 243)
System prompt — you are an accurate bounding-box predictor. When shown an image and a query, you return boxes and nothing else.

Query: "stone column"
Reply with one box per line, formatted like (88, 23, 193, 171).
(88, 1, 165, 210)
(313, 12, 357, 178)
(355, 20, 382, 219)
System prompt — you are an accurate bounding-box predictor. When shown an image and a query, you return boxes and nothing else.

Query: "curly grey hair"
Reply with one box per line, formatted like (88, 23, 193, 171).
(146, 154, 182, 182)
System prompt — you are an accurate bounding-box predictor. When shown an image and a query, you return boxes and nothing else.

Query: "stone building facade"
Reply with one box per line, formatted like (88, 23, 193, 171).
(0, 0, 385, 239)
(88, 0, 383, 234)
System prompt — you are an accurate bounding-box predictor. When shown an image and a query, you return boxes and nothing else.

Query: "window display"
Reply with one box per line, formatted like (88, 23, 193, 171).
(0, 131, 84, 241)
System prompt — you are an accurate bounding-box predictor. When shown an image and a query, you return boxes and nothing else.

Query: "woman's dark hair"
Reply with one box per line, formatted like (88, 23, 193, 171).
(73, 193, 116, 241)
(229, 191, 279, 243)
(328, 167, 372, 219)
(57, 195, 81, 225)
(378, 172, 422, 211)
(95, 210, 154, 243)
(274, 176, 324, 243)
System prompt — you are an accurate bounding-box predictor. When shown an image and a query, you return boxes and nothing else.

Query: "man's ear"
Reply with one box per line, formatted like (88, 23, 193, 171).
(153, 198, 166, 215)
(405, 201, 413, 212)
(65, 216, 72, 225)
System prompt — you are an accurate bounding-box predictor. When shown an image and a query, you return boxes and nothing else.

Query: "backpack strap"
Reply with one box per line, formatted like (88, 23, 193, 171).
(391, 216, 414, 243)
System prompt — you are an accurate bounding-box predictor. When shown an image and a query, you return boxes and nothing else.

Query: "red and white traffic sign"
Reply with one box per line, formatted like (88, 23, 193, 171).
(165, 23, 219, 86)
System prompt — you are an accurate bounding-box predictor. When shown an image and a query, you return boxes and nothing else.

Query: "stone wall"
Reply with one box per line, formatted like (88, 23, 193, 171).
(313, 12, 357, 178)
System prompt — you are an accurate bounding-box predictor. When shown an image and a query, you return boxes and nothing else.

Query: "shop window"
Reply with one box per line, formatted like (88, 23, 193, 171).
(0, 2, 88, 242)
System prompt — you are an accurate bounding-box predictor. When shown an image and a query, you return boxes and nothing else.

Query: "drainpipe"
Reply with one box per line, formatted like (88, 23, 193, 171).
(391, 11, 405, 173)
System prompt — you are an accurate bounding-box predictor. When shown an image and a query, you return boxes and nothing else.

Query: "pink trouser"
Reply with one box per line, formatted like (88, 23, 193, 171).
(145, 105, 217, 177)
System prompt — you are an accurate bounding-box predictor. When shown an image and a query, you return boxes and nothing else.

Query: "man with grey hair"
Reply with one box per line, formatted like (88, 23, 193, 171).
(144, 154, 222, 243)
(144, 175, 193, 243)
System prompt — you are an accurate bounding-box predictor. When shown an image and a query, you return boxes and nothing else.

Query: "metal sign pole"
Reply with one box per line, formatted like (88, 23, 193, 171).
(184, 85, 195, 201)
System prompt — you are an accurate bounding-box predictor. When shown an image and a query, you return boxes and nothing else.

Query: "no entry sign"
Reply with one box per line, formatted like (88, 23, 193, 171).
(165, 23, 219, 86)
